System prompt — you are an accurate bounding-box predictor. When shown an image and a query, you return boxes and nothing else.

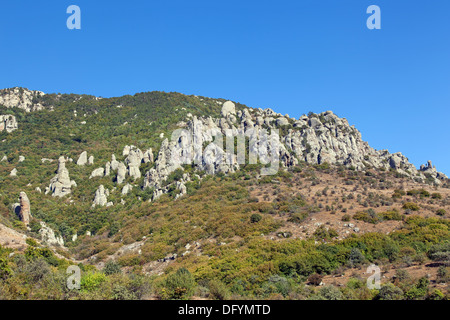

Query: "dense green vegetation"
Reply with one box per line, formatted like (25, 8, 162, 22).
(1, 213, 448, 299)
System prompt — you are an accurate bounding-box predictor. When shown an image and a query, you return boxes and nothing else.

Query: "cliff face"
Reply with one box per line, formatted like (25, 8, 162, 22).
(0, 115, 18, 133)
(0, 87, 47, 112)
(139, 102, 448, 201)
(0, 87, 447, 205)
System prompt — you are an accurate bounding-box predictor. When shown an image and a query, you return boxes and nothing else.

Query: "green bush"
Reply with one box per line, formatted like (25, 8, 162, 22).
(348, 248, 365, 266)
(25, 238, 39, 247)
(318, 285, 344, 300)
(313, 225, 338, 241)
(250, 213, 262, 223)
(378, 284, 404, 300)
(103, 260, 122, 275)
(163, 268, 196, 300)
(0, 258, 12, 279)
(208, 279, 231, 300)
(403, 202, 419, 211)
(353, 211, 380, 224)
(81, 272, 107, 292)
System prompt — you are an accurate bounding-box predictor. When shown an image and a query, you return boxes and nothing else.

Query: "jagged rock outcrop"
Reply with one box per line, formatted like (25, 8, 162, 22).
(10, 168, 17, 176)
(110, 154, 119, 170)
(141, 100, 448, 197)
(123, 145, 131, 157)
(89, 167, 105, 179)
(39, 222, 64, 246)
(92, 185, 112, 207)
(77, 151, 88, 166)
(105, 161, 111, 176)
(88, 156, 94, 165)
(221, 100, 236, 118)
(117, 162, 127, 184)
(0, 87, 46, 112)
(0, 115, 18, 133)
(420, 160, 448, 181)
(125, 146, 143, 180)
(122, 183, 133, 195)
(46, 156, 77, 197)
(18, 192, 32, 226)
(143, 149, 154, 163)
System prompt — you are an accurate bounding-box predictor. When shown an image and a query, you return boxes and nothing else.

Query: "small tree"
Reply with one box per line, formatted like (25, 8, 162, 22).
(103, 260, 122, 275)
(307, 273, 323, 286)
(318, 285, 344, 300)
(348, 248, 365, 266)
(250, 213, 262, 223)
(378, 283, 404, 300)
(164, 268, 196, 299)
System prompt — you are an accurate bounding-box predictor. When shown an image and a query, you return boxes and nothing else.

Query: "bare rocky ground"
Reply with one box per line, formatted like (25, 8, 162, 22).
(249, 169, 450, 241)
(0, 223, 27, 250)
(322, 262, 449, 293)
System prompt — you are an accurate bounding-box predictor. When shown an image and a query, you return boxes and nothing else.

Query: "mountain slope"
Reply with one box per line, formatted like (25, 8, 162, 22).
(0, 87, 448, 300)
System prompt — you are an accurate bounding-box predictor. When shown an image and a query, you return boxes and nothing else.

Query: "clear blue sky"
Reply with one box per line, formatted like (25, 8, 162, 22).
(0, 0, 449, 174)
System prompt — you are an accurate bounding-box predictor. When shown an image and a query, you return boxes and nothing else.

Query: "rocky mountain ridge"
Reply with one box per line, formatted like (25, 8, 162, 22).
(1, 87, 448, 212)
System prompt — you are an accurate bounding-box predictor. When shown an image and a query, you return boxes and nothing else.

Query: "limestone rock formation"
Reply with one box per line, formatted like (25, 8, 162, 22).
(92, 185, 112, 207)
(39, 222, 64, 246)
(0, 115, 18, 133)
(143, 149, 154, 163)
(221, 100, 236, 118)
(125, 147, 143, 180)
(0, 87, 46, 112)
(105, 161, 111, 176)
(10, 168, 17, 176)
(110, 154, 119, 171)
(47, 156, 77, 197)
(77, 151, 88, 166)
(419, 160, 448, 181)
(141, 102, 448, 198)
(18, 192, 32, 226)
(89, 167, 105, 179)
(88, 156, 94, 165)
(116, 162, 127, 184)
(122, 183, 133, 195)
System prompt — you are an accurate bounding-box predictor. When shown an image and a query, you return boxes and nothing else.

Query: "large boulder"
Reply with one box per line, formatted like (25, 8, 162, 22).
(92, 185, 109, 207)
(276, 117, 289, 126)
(76, 151, 88, 166)
(18, 192, 31, 226)
(122, 183, 133, 195)
(117, 162, 127, 184)
(47, 156, 76, 197)
(89, 167, 105, 179)
(125, 148, 143, 180)
(39, 222, 64, 246)
(221, 101, 236, 118)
